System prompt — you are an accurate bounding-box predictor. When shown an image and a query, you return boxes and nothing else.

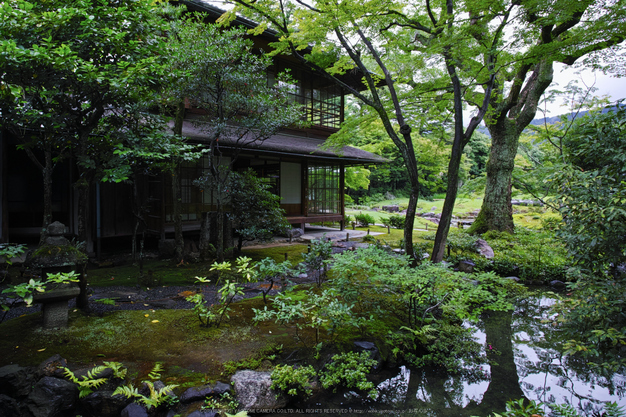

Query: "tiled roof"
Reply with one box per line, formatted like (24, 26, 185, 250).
(173, 119, 387, 164)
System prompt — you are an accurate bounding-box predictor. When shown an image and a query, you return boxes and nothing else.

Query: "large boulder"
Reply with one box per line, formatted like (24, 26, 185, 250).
(26, 376, 78, 417)
(230, 370, 287, 411)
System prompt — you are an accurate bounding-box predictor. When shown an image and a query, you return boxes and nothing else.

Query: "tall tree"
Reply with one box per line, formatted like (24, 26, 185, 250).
(164, 17, 302, 260)
(468, 0, 626, 234)
(227, 0, 503, 261)
(0, 0, 171, 251)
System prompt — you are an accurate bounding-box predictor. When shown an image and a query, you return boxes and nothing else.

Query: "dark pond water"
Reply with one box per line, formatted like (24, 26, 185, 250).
(281, 293, 626, 417)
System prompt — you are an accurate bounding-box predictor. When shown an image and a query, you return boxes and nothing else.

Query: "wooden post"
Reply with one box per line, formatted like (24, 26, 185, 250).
(346, 233, 349, 241)
(284, 253, 288, 262)
(387, 225, 390, 234)
(367, 229, 370, 235)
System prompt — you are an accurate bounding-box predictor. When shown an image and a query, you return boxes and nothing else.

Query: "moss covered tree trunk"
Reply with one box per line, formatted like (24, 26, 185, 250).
(470, 59, 554, 235)
(470, 120, 518, 234)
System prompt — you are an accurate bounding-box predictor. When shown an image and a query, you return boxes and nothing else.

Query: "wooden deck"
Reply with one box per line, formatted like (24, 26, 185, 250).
(286, 214, 344, 229)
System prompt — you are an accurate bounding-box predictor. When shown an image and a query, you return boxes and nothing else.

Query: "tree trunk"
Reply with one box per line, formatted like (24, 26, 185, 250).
(40, 147, 53, 245)
(172, 101, 186, 261)
(470, 60, 554, 235)
(172, 164, 184, 261)
(469, 120, 518, 234)
(431, 135, 464, 262)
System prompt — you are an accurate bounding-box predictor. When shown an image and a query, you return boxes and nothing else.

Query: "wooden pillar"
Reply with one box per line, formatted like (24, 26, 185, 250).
(301, 161, 308, 223)
(339, 163, 345, 231)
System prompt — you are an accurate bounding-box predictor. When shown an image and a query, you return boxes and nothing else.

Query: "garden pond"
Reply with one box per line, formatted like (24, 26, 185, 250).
(295, 293, 626, 417)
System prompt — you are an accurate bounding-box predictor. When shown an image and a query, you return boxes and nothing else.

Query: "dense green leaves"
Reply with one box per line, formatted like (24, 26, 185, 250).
(550, 106, 626, 277)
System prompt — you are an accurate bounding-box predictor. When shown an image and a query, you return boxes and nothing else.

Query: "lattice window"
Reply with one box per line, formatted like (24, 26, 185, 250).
(307, 164, 341, 215)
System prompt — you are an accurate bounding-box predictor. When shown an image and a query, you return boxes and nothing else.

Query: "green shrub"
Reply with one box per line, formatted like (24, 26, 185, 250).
(319, 352, 377, 399)
(271, 364, 316, 396)
(354, 213, 375, 227)
(381, 214, 405, 229)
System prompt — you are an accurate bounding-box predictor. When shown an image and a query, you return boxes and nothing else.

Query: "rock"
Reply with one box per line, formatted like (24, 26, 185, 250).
(121, 402, 149, 417)
(474, 239, 494, 259)
(0, 364, 35, 398)
(354, 341, 382, 370)
(381, 205, 399, 213)
(138, 380, 176, 401)
(26, 376, 78, 417)
(288, 228, 304, 239)
(458, 260, 475, 273)
(187, 411, 219, 417)
(47, 221, 65, 236)
(506, 276, 521, 283)
(230, 370, 287, 411)
(38, 354, 68, 379)
(550, 280, 566, 289)
(81, 390, 130, 417)
(0, 394, 20, 416)
(179, 382, 231, 403)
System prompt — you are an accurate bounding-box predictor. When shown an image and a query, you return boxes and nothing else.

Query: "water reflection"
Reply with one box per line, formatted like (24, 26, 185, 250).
(300, 294, 626, 416)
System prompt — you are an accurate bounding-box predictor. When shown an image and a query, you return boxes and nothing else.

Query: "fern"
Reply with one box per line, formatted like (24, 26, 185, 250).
(103, 361, 127, 379)
(113, 381, 179, 410)
(550, 404, 581, 417)
(604, 402, 626, 417)
(62, 367, 108, 398)
(400, 324, 437, 344)
(148, 362, 164, 380)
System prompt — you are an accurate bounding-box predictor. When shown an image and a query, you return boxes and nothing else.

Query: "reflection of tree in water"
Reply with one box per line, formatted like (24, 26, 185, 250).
(302, 294, 625, 416)
(399, 309, 521, 416)
(511, 295, 626, 413)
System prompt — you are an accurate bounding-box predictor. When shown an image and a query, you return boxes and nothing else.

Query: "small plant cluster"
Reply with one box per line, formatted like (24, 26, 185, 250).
(202, 391, 240, 414)
(300, 236, 333, 287)
(1, 271, 79, 323)
(381, 214, 405, 229)
(270, 364, 316, 396)
(63, 361, 127, 398)
(253, 288, 369, 351)
(0, 243, 26, 282)
(256, 257, 294, 304)
(186, 257, 254, 328)
(354, 213, 376, 227)
(319, 352, 378, 399)
(113, 362, 179, 410)
(270, 351, 377, 399)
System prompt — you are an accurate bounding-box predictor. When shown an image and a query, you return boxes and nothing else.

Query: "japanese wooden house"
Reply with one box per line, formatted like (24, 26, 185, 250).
(0, 0, 384, 251)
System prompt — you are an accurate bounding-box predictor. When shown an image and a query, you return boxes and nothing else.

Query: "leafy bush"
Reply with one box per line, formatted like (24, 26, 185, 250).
(253, 288, 367, 349)
(301, 237, 333, 287)
(354, 213, 376, 227)
(327, 247, 522, 370)
(319, 351, 377, 399)
(271, 364, 316, 396)
(387, 214, 406, 229)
